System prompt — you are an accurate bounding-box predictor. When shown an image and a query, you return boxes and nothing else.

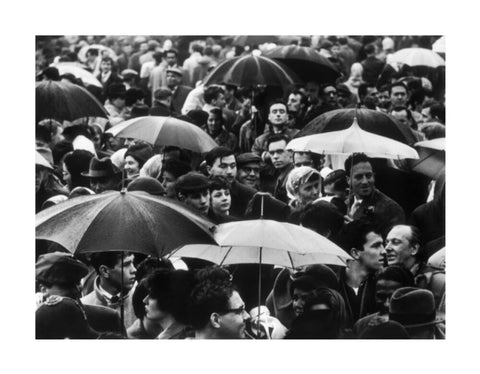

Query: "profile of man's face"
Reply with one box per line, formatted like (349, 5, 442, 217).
(208, 155, 237, 184)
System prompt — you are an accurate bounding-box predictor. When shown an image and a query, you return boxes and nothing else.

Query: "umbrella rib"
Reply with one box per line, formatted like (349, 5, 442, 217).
(219, 246, 233, 266)
(287, 251, 295, 269)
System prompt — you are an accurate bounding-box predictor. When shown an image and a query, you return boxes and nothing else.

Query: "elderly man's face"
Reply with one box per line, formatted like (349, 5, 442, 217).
(349, 161, 375, 199)
(385, 225, 417, 266)
(237, 162, 260, 189)
(208, 155, 237, 184)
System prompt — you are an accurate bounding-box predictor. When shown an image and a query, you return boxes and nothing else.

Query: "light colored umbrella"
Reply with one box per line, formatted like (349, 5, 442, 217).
(77, 44, 117, 63)
(287, 117, 420, 160)
(432, 36, 445, 54)
(415, 138, 445, 151)
(51, 62, 102, 88)
(106, 116, 218, 153)
(390, 47, 445, 68)
(408, 137, 445, 179)
(36, 150, 53, 170)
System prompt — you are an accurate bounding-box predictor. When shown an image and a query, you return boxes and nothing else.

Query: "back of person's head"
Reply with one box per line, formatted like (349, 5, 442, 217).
(300, 200, 344, 238)
(364, 43, 376, 56)
(340, 219, 380, 253)
(344, 153, 371, 176)
(204, 85, 224, 105)
(43, 66, 61, 81)
(377, 265, 415, 286)
(428, 102, 446, 124)
(162, 158, 192, 179)
(63, 149, 95, 188)
(191, 42, 204, 54)
(152, 51, 163, 64)
(209, 175, 231, 192)
(135, 256, 174, 282)
(204, 146, 234, 167)
(125, 143, 155, 169)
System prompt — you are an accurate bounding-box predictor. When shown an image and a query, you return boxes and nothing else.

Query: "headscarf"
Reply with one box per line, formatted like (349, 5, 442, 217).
(285, 166, 321, 202)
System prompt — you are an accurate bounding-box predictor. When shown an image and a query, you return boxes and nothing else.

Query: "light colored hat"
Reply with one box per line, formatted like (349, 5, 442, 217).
(286, 166, 320, 201)
(320, 167, 333, 180)
(382, 37, 395, 50)
(73, 135, 97, 157)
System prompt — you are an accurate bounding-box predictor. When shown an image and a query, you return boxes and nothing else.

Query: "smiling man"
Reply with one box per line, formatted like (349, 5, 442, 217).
(345, 153, 405, 235)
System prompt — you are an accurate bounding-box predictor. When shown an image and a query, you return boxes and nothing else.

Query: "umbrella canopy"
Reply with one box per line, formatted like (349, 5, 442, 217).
(296, 108, 417, 145)
(262, 45, 340, 84)
(106, 116, 217, 153)
(233, 35, 279, 47)
(432, 36, 445, 54)
(36, 150, 53, 169)
(390, 48, 445, 68)
(51, 62, 102, 88)
(407, 138, 445, 179)
(36, 190, 218, 257)
(77, 44, 117, 63)
(36, 80, 108, 124)
(203, 54, 301, 91)
(287, 117, 419, 160)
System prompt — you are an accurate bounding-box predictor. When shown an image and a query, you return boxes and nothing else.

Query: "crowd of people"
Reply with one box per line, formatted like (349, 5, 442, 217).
(35, 35, 445, 339)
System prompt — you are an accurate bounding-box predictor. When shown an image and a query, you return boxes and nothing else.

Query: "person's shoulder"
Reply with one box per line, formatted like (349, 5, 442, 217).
(80, 290, 98, 305)
(83, 303, 118, 317)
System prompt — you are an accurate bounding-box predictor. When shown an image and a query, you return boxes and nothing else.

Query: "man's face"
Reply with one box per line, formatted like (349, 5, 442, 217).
(207, 112, 222, 135)
(208, 155, 237, 183)
(217, 291, 249, 339)
(184, 189, 210, 215)
(210, 188, 231, 214)
(90, 176, 119, 194)
(377, 90, 390, 109)
(100, 60, 112, 74)
(293, 152, 313, 168)
(375, 279, 403, 315)
(421, 107, 432, 123)
(292, 288, 310, 317)
(237, 162, 260, 189)
(391, 109, 410, 127)
(349, 161, 375, 199)
(112, 96, 126, 110)
(166, 72, 181, 88)
(390, 86, 408, 107)
(365, 87, 379, 105)
(305, 82, 320, 103)
(287, 93, 302, 113)
(358, 231, 386, 271)
(122, 44, 132, 54)
(223, 87, 235, 102)
(385, 225, 416, 266)
(166, 52, 177, 67)
(268, 140, 291, 169)
(322, 85, 338, 106)
(160, 171, 177, 198)
(268, 103, 288, 127)
(211, 93, 226, 109)
(105, 254, 137, 293)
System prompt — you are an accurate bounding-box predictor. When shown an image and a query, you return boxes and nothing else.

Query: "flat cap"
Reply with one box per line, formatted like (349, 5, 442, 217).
(236, 152, 262, 167)
(36, 252, 89, 285)
(175, 172, 210, 193)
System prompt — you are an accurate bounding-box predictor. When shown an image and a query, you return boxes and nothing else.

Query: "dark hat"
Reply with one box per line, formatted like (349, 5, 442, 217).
(336, 83, 352, 96)
(154, 87, 173, 101)
(129, 103, 150, 118)
(36, 296, 100, 339)
(166, 67, 183, 77)
(236, 152, 262, 168)
(323, 169, 347, 186)
(290, 264, 339, 296)
(36, 252, 89, 285)
(359, 320, 410, 339)
(107, 83, 127, 98)
(81, 157, 122, 178)
(186, 109, 209, 127)
(125, 143, 154, 168)
(389, 287, 444, 329)
(127, 176, 166, 196)
(175, 172, 210, 194)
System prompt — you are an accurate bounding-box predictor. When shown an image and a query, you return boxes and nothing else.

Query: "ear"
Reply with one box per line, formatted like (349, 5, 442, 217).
(206, 164, 212, 175)
(99, 265, 110, 278)
(411, 244, 420, 256)
(210, 313, 221, 329)
(177, 192, 185, 202)
(350, 248, 361, 260)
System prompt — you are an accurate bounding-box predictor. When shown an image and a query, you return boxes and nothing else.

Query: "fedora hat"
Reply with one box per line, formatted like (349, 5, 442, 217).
(389, 287, 445, 329)
(81, 157, 121, 178)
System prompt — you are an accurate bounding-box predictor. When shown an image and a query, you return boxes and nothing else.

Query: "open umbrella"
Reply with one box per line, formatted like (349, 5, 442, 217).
(106, 116, 218, 153)
(36, 190, 218, 257)
(51, 62, 102, 88)
(36, 150, 53, 170)
(262, 45, 340, 84)
(233, 35, 279, 47)
(36, 80, 108, 124)
(203, 54, 301, 92)
(432, 36, 446, 54)
(390, 48, 445, 68)
(296, 108, 417, 145)
(287, 117, 420, 160)
(77, 44, 117, 63)
(407, 137, 445, 179)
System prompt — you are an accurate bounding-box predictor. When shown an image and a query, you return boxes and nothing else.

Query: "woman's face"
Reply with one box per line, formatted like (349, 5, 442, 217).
(62, 162, 72, 189)
(297, 179, 320, 206)
(210, 188, 231, 215)
(124, 156, 140, 179)
(91, 127, 102, 150)
(207, 113, 222, 135)
(161, 171, 177, 198)
(143, 295, 164, 321)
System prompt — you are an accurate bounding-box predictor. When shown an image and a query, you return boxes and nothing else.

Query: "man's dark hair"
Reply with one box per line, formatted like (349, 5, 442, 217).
(164, 48, 178, 57)
(153, 51, 163, 64)
(320, 83, 336, 95)
(208, 108, 224, 124)
(344, 153, 372, 176)
(340, 220, 381, 253)
(191, 43, 204, 54)
(427, 101, 446, 124)
(289, 90, 308, 107)
(376, 265, 415, 286)
(89, 251, 127, 274)
(204, 85, 225, 104)
(209, 175, 231, 192)
(204, 146, 235, 167)
(101, 56, 114, 65)
(145, 269, 194, 325)
(162, 158, 191, 179)
(300, 200, 344, 238)
(388, 81, 408, 95)
(364, 43, 376, 56)
(268, 99, 287, 112)
(266, 133, 290, 148)
(358, 83, 375, 100)
(188, 277, 234, 330)
(86, 48, 99, 57)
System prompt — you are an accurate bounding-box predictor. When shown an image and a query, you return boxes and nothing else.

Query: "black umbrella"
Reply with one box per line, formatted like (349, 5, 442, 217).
(203, 54, 301, 93)
(262, 45, 340, 84)
(36, 80, 108, 124)
(232, 35, 279, 47)
(296, 108, 417, 145)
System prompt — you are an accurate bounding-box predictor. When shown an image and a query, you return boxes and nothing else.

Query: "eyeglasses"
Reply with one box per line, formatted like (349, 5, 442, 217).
(221, 304, 246, 315)
(242, 166, 260, 174)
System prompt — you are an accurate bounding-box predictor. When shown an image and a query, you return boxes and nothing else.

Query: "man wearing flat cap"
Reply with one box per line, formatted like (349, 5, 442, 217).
(236, 152, 262, 190)
(82, 157, 123, 194)
(35, 252, 125, 336)
(175, 171, 211, 216)
(166, 65, 192, 116)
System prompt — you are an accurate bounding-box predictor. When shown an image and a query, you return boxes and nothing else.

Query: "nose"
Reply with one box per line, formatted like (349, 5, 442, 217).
(242, 310, 250, 321)
(143, 295, 149, 304)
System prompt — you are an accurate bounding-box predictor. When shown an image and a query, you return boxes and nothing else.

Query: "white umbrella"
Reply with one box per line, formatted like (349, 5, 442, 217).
(286, 117, 419, 160)
(106, 116, 218, 153)
(51, 62, 102, 88)
(390, 47, 445, 68)
(408, 138, 445, 179)
(36, 150, 53, 170)
(415, 138, 445, 151)
(432, 36, 446, 54)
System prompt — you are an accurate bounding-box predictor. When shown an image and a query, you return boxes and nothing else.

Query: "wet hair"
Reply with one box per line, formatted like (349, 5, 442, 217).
(89, 251, 129, 274)
(268, 99, 287, 112)
(344, 153, 371, 176)
(204, 146, 235, 167)
(340, 220, 381, 253)
(204, 85, 225, 104)
(145, 269, 194, 324)
(300, 200, 344, 238)
(162, 158, 192, 179)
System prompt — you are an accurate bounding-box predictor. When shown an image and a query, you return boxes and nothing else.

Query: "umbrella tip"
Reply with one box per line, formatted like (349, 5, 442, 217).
(120, 188, 127, 195)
